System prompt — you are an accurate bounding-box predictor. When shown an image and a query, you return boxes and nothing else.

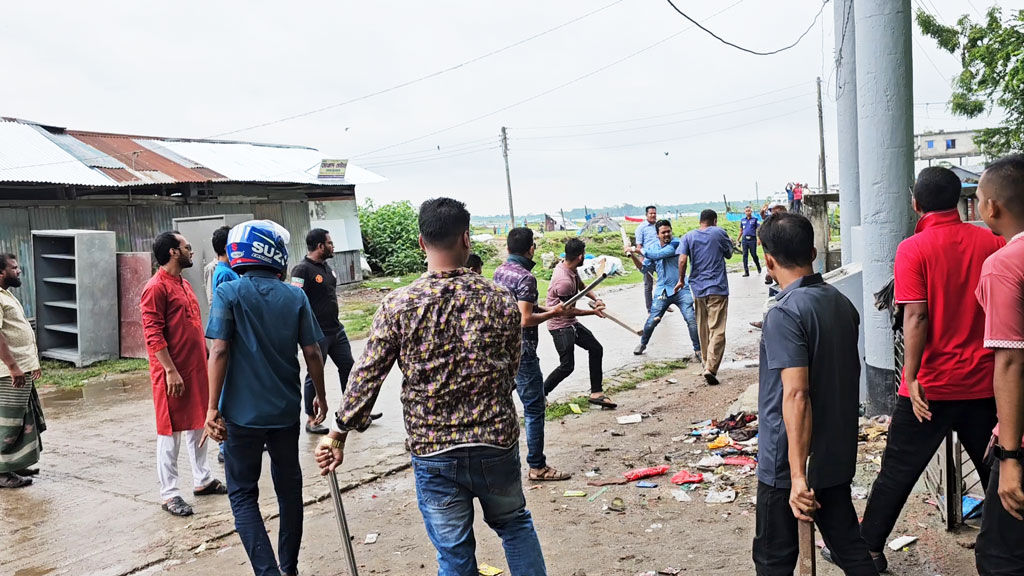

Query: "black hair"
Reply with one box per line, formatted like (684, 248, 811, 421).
(419, 198, 470, 248)
(758, 212, 814, 268)
(0, 253, 17, 272)
(699, 209, 718, 224)
(645, 205, 657, 214)
(507, 227, 535, 255)
(982, 154, 1024, 217)
(913, 166, 962, 213)
(306, 228, 330, 252)
(655, 219, 672, 232)
(212, 225, 231, 257)
(564, 238, 586, 261)
(153, 231, 182, 266)
(466, 253, 483, 271)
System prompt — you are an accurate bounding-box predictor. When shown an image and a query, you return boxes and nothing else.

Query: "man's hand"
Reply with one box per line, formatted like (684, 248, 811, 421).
(9, 365, 26, 388)
(30, 369, 41, 381)
(312, 395, 328, 426)
(200, 409, 226, 447)
(550, 303, 568, 317)
(907, 379, 931, 422)
(789, 476, 820, 522)
(999, 459, 1024, 521)
(315, 435, 345, 476)
(165, 368, 184, 397)
(672, 281, 684, 295)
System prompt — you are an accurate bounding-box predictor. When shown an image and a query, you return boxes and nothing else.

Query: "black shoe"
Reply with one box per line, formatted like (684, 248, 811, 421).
(821, 546, 888, 573)
(370, 412, 383, 421)
(703, 371, 720, 386)
(633, 343, 646, 355)
(305, 423, 329, 434)
(742, 273, 750, 277)
(764, 275, 773, 285)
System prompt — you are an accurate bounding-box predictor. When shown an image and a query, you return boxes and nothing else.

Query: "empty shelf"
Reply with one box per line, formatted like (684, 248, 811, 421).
(43, 277, 77, 285)
(41, 347, 80, 362)
(44, 300, 78, 309)
(42, 254, 76, 260)
(44, 323, 79, 334)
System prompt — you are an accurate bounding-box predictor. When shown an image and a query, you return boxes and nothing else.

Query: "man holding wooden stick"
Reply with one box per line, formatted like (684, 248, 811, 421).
(752, 213, 876, 576)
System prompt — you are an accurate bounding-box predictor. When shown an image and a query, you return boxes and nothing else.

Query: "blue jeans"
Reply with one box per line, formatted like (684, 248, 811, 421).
(412, 446, 547, 576)
(640, 287, 700, 352)
(224, 422, 303, 576)
(515, 342, 546, 470)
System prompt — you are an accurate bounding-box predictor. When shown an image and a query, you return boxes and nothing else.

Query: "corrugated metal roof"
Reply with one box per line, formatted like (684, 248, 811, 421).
(0, 121, 115, 186)
(0, 118, 384, 187)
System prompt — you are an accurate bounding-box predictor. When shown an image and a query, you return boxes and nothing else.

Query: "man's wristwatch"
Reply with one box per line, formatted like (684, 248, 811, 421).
(992, 444, 1024, 461)
(318, 436, 344, 450)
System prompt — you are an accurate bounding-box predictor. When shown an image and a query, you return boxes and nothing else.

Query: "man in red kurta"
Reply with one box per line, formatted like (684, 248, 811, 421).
(141, 231, 226, 517)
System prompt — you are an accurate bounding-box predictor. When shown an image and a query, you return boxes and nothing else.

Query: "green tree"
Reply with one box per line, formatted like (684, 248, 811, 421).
(358, 200, 424, 276)
(917, 6, 1024, 156)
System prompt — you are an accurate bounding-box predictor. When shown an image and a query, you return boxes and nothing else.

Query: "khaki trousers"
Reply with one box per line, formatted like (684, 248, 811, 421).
(695, 295, 728, 375)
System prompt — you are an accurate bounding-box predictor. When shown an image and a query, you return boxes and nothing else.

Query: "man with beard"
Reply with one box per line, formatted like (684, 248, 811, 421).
(0, 253, 45, 488)
(142, 231, 226, 517)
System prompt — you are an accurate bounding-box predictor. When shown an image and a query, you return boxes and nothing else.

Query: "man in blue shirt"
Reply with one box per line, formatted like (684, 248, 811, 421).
(737, 206, 761, 277)
(207, 225, 239, 463)
(752, 212, 876, 575)
(634, 205, 660, 313)
(674, 209, 733, 385)
(628, 220, 700, 362)
(203, 220, 328, 576)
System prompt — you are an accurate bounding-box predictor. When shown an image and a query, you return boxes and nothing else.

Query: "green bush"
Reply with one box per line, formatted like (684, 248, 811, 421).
(471, 240, 499, 265)
(358, 200, 425, 276)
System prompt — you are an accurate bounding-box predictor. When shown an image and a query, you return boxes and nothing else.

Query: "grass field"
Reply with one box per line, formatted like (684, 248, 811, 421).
(36, 358, 150, 388)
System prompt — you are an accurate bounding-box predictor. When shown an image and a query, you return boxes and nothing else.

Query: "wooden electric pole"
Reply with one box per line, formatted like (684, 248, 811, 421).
(817, 77, 828, 194)
(501, 127, 515, 228)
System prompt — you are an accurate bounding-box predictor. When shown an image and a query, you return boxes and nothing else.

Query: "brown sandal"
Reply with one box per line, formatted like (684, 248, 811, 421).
(0, 472, 31, 488)
(529, 466, 572, 481)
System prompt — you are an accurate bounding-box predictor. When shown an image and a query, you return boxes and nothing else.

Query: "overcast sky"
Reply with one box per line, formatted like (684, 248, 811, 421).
(0, 0, 1005, 217)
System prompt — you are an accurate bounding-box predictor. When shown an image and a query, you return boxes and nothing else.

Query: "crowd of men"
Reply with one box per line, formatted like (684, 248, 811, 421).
(1, 157, 1023, 575)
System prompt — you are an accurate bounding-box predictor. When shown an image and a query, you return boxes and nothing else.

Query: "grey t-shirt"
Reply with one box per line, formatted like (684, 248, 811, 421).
(757, 273, 861, 490)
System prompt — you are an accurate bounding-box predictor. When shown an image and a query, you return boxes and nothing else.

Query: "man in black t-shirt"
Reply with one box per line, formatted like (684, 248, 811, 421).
(290, 228, 379, 434)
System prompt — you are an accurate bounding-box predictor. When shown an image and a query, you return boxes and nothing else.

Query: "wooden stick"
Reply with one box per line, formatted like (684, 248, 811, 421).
(588, 301, 642, 335)
(798, 455, 816, 575)
(564, 260, 608, 308)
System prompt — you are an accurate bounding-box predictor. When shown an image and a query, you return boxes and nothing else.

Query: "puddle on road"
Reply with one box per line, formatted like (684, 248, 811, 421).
(39, 377, 147, 410)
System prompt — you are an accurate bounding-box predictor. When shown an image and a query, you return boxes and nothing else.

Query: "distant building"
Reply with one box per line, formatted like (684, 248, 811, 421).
(915, 129, 982, 165)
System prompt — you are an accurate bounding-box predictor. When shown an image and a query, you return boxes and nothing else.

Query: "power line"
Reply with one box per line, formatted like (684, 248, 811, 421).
(357, 136, 498, 161)
(515, 106, 812, 152)
(513, 81, 811, 130)
(361, 141, 499, 166)
(663, 0, 830, 56)
(361, 145, 500, 170)
(512, 92, 813, 140)
(350, 0, 749, 159)
(204, 0, 630, 140)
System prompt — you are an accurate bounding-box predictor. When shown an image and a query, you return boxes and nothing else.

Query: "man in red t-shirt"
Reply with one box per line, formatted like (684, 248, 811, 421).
(827, 167, 1005, 571)
(973, 155, 1024, 574)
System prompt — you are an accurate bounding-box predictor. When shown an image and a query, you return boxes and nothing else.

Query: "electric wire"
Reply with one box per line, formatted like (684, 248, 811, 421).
(663, 0, 830, 56)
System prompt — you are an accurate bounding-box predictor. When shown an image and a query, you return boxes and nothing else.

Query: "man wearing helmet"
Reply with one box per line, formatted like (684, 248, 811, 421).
(202, 220, 329, 576)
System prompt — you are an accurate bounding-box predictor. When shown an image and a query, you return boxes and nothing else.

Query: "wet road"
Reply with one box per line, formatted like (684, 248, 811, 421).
(0, 275, 766, 576)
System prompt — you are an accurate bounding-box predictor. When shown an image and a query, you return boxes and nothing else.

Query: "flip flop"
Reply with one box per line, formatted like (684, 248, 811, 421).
(194, 479, 228, 496)
(0, 473, 31, 488)
(588, 395, 618, 409)
(162, 496, 194, 517)
(529, 467, 572, 481)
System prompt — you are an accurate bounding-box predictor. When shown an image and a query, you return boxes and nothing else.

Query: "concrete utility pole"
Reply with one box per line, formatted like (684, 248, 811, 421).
(836, 0, 860, 265)
(816, 77, 828, 194)
(501, 127, 515, 228)
(854, 0, 915, 415)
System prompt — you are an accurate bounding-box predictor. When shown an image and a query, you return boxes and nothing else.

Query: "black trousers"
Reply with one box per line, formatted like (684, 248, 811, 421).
(753, 481, 878, 576)
(976, 448, 1024, 575)
(303, 328, 354, 417)
(860, 396, 996, 551)
(544, 324, 603, 395)
(742, 237, 761, 274)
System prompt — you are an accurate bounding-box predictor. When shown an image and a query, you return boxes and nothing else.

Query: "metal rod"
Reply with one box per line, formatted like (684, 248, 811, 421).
(328, 470, 360, 576)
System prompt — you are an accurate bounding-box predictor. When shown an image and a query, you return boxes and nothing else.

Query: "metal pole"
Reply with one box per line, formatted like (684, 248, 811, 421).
(817, 77, 828, 195)
(328, 471, 360, 576)
(501, 127, 515, 228)
(836, 0, 860, 265)
(855, 0, 915, 416)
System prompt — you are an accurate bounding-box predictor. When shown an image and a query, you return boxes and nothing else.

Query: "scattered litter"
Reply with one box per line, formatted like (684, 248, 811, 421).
(671, 489, 692, 502)
(610, 430, 625, 437)
(667, 378, 679, 384)
(644, 523, 663, 533)
(729, 428, 759, 443)
(887, 536, 919, 551)
(684, 438, 697, 444)
(636, 481, 658, 488)
(691, 426, 720, 437)
(671, 435, 688, 442)
(705, 489, 737, 504)
(570, 404, 583, 415)
(696, 455, 726, 470)
(479, 564, 504, 576)
(718, 412, 757, 431)
(623, 465, 670, 481)
(659, 569, 681, 575)
(193, 542, 208, 554)
(707, 435, 732, 450)
(585, 470, 599, 478)
(588, 487, 609, 502)
(963, 495, 984, 520)
(617, 414, 643, 425)
(851, 486, 868, 500)
(216, 546, 233, 556)
(670, 469, 704, 485)
(608, 497, 626, 512)
(563, 490, 588, 498)
(365, 533, 379, 544)
(588, 478, 629, 487)
(816, 539, 825, 549)
(723, 456, 757, 468)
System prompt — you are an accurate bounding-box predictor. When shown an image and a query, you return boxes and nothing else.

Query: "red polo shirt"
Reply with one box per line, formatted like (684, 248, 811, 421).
(894, 209, 1005, 400)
